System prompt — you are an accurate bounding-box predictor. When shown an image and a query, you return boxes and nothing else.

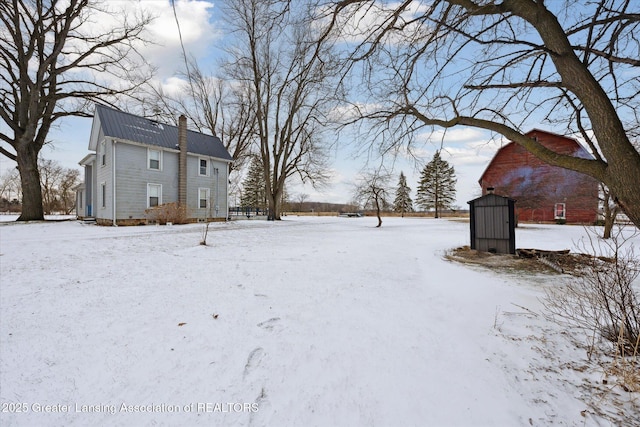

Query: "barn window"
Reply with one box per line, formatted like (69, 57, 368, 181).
(554, 203, 566, 219)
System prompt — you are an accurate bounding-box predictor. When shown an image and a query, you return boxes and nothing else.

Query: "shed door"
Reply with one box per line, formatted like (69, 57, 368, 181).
(475, 205, 510, 239)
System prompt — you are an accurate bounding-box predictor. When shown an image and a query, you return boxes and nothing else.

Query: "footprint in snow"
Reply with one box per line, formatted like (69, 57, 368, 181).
(257, 317, 280, 331)
(243, 347, 265, 379)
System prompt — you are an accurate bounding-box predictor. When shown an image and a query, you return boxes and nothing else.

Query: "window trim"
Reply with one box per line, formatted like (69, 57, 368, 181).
(199, 157, 209, 176)
(147, 183, 162, 208)
(198, 187, 210, 209)
(100, 141, 106, 167)
(100, 182, 106, 208)
(148, 148, 162, 171)
(554, 203, 566, 219)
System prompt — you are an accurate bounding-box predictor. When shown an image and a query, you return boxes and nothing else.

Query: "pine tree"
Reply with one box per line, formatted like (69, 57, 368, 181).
(240, 156, 266, 209)
(415, 151, 457, 218)
(393, 172, 413, 217)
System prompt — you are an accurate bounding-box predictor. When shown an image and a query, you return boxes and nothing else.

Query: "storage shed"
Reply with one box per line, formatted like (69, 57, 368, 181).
(468, 191, 516, 254)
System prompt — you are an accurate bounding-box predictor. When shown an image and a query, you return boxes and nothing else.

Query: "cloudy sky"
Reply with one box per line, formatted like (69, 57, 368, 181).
(1, 0, 507, 208)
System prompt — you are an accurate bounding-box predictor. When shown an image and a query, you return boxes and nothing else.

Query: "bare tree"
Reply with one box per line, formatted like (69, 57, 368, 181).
(0, 0, 154, 221)
(38, 159, 79, 214)
(329, 0, 640, 228)
(223, 0, 338, 220)
(295, 193, 310, 212)
(39, 158, 63, 215)
(353, 170, 391, 227)
(142, 57, 256, 173)
(0, 168, 21, 204)
(58, 167, 80, 214)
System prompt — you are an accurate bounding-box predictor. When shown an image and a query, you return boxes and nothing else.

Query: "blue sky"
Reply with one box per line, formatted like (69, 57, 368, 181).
(0, 0, 511, 208)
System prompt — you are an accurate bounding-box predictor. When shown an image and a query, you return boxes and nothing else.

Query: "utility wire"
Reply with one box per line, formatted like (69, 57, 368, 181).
(170, 0, 202, 121)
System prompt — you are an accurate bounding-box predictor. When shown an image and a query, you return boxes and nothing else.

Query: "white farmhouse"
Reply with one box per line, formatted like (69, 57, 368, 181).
(77, 104, 232, 225)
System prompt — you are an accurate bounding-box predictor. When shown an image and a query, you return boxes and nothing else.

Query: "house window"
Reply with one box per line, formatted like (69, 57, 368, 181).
(100, 182, 106, 208)
(100, 141, 106, 166)
(554, 203, 566, 219)
(199, 158, 208, 176)
(198, 188, 210, 209)
(148, 149, 162, 170)
(147, 183, 162, 208)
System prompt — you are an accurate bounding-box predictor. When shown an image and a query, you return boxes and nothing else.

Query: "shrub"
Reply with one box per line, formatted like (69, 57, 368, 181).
(145, 202, 188, 225)
(541, 227, 640, 356)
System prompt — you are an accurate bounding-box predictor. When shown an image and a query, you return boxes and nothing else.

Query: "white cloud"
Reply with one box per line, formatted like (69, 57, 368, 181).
(158, 76, 189, 96)
(74, 0, 219, 80)
(135, 0, 220, 79)
(329, 102, 383, 122)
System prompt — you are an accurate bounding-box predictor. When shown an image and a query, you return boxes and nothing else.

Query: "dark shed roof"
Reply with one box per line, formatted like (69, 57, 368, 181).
(467, 193, 516, 206)
(95, 104, 232, 161)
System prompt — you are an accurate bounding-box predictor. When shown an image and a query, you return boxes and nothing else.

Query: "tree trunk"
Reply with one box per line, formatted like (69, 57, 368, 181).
(267, 189, 282, 221)
(375, 197, 382, 227)
(607, 176, 640, 230)
(603, 212, 615, 240)
(16, 143, 44, 221)
(602, 191, 619, 239)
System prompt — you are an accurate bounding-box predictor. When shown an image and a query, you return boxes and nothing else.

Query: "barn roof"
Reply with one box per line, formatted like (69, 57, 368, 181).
(478, 129, 593, 185)
(92, 104, 232, 162)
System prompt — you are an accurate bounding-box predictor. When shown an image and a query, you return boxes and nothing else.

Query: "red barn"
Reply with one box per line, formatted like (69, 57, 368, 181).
(479, 129, 599, 224)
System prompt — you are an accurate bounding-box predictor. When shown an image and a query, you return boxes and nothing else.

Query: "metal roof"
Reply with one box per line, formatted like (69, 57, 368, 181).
(94, 104, 233, 162)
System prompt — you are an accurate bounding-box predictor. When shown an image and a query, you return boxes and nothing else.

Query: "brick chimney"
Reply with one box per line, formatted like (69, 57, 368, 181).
(178, 115, 187, 206)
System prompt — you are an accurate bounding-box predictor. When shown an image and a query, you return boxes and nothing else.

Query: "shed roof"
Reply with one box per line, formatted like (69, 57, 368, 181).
(93, 104, 232, 162)
(467, 192, 516, 205)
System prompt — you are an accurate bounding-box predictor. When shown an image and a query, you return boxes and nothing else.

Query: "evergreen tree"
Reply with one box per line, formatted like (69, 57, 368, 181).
(240, 156, 266, 209)
(393, 172, 413, 217)
(415, 151, 457, 218)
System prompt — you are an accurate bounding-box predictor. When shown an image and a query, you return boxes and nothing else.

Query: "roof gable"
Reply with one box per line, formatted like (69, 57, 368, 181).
(478, 129, 593, 184)
(92, 104, 232, 162)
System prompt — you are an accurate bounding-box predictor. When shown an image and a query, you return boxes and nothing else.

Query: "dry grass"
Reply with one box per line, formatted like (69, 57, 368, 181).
(446, 246, 561, 274)
(607, 331, 640, 393)
(446, 245, 610, 276)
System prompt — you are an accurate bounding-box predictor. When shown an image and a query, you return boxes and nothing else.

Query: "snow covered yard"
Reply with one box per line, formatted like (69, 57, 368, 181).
(0, 216, 638, 426)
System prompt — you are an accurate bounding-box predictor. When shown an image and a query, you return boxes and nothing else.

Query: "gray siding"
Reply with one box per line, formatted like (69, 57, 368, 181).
(95, 133, 113, 222)
(114, 143, 179, 220)
(111, 142, 228, 221)
(185, 156, 228, 219)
